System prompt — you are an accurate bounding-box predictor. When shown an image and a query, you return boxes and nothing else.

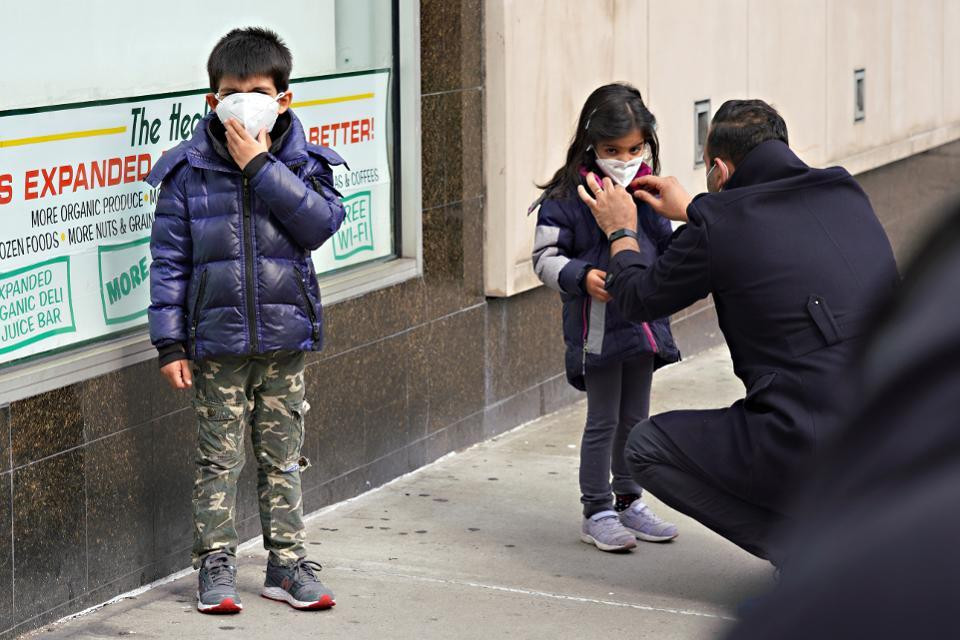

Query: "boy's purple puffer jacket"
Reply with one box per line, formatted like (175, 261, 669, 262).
(146, 110, 346, 361)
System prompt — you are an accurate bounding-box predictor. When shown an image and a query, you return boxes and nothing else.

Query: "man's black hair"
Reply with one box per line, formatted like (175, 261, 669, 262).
(707, 99, 788, 166)
(207, 27, 293, 93)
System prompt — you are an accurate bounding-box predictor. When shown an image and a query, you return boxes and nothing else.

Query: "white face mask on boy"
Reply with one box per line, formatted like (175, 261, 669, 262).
(594, 156, 646, 188)
(215, 92, 286, 138)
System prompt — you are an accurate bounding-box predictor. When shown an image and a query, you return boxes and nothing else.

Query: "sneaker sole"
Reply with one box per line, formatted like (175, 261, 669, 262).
(261, 587, 335, 610)
(580, 533, 636, 552)
(196, 595, 242, 614)
(623, 526, 679, 543)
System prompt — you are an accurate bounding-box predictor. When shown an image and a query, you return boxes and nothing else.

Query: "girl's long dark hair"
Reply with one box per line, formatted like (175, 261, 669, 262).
(537, 83, 660, 199)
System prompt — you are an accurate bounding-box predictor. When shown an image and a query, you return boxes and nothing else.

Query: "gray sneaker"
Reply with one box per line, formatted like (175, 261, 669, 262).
(261, 557, 336, 610)
(580, 510, 638, 552)
(197, 552, 242, 614)
(619, 499, 679, 542)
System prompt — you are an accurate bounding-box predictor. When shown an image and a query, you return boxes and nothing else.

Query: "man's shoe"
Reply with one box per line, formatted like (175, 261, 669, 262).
(619, 499, 679, 542)
(261, 557, 336, 610)
(580, 510, 638, 552)
(197, 552, 242, 613)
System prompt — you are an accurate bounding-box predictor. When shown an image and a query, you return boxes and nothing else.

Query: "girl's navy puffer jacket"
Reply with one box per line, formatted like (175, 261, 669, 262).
(532, 188, 681, 390)
(146, 111, 346, 361)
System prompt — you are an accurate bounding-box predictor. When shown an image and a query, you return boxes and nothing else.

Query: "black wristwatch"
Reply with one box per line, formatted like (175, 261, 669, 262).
(607, 228, 639, 244)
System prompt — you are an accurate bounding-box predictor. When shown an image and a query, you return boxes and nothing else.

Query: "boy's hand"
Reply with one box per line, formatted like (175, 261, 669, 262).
(224, 118, 270, 171)
(585, 269, 612, 303)
(160, 360, 193, 390)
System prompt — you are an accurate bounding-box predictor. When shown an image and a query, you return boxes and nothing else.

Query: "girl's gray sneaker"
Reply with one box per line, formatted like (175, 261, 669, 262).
(580, 510, 638, 552)
(197, 552, 243, 614)
(261, 557, 336, 610)
(619, 499, 679, 542)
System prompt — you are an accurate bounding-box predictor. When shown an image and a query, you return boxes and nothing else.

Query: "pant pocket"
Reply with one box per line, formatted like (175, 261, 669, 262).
(194, 398, 246, 466)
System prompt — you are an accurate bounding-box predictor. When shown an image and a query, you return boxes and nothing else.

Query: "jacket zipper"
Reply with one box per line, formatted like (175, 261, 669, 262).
(641, 322, 660, 354)
(190, 269, 208, 358)
(581, 297, 590, 374)
(296, 273, 320, 343)
(242, 178, 259, 353)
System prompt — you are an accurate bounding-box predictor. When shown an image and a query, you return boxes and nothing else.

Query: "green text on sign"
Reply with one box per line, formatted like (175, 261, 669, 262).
(333, 190, 374, 260)
(0, 257, 76, 355)
(98, 237, 151, 325)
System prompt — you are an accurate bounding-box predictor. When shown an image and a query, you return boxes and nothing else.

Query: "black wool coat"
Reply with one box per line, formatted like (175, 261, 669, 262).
(606, 139, 899, 509)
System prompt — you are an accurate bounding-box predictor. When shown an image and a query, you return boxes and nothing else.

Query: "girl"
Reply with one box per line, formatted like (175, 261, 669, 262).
(531, 83, 681, 552)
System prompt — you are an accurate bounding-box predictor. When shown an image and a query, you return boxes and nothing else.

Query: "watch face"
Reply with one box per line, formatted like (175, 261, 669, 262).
(604, 273, 615, 288)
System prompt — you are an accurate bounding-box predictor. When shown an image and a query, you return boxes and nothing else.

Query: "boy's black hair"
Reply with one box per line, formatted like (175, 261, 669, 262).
(207, 27, 293, 93)
(707, 99, 788, 166)
(538, 83, 660, 200)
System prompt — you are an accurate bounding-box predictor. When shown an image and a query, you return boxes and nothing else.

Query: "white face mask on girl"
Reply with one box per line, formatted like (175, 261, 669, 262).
(595, 156, 645, 188)
(215, 92, 286, 138)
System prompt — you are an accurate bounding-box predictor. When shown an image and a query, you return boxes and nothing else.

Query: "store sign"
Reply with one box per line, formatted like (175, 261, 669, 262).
(0, 69, 391, 366)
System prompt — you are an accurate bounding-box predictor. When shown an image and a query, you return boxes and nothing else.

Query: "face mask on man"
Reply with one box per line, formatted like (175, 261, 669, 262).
(595, 156, 646, 188)
(215, 92, 286, 138)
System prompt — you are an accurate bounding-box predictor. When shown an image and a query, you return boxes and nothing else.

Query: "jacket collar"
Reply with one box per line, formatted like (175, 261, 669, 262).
(723, 140, 809, 190)
(186, 110, 309, 173)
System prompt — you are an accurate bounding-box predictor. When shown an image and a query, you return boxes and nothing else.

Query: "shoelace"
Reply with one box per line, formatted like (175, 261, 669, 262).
(204, 555, 235, 587)
(294, 559, 324, 584)
(634, 504, 664, 525)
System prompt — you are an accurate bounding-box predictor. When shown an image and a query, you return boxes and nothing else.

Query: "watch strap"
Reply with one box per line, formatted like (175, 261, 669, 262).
(607, 228, 639, 244)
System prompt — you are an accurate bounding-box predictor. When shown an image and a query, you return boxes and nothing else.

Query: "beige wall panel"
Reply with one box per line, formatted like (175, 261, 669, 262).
(825, 0, 893, 162)
(747, 0, 828, 166)
(647, 0, 749, 195)
(945, 0, 960, 122)
(889, 0, 944, 137)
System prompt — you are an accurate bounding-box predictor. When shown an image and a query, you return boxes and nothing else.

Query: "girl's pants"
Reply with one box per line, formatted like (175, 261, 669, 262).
(581, 353, 654, 517)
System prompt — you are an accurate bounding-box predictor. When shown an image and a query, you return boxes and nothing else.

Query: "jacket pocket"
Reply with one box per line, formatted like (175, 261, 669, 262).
(744, 372, 777, 411)
(190, 269, 208, 357)
(295, 270, 320, 343)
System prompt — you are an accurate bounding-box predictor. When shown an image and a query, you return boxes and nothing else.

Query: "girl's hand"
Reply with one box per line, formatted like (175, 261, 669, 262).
(585, 269, 612, 302)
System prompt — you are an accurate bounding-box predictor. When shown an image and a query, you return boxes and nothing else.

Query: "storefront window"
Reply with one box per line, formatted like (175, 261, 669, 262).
(0, 0, 419, 401)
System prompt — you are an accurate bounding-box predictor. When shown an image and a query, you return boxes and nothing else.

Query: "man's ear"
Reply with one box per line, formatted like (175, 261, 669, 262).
(715, 157, 733, 190)
(205, 93, 219, 112)
(277, 91, 293, 114)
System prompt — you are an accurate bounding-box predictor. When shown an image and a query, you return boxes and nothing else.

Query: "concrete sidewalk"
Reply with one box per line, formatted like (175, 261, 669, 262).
(28, 346, 772, 640)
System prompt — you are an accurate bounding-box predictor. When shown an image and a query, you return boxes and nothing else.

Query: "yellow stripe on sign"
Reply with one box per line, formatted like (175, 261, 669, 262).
(0, 126, 127, 148)
(291, 93, 375, 109)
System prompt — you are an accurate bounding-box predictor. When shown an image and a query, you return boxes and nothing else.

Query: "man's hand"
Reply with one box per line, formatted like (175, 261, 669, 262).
(577, 172, 638, 236)
(584, 269, 612, 303)
(631, 175, 693, 223)
(224, 119, 270, 171)
(161, 360, 193, 390)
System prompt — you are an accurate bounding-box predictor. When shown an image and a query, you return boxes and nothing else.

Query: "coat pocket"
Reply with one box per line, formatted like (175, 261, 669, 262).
(294, 269, 320, 343)
(744, 372, 777, 411)
(189, 269, 209, 357)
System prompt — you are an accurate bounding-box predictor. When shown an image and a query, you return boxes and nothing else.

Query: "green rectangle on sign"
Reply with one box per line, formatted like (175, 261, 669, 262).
(333, 191, 374, 260)
(0, 257, 76, 355)
(98, 236, 152, 325)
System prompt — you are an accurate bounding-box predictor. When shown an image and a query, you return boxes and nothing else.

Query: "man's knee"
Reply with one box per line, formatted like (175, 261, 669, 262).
(625, 418, 669, 475)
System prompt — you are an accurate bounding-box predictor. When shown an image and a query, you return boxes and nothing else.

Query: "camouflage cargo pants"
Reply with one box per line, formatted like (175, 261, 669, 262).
(191, 350, 310, 568)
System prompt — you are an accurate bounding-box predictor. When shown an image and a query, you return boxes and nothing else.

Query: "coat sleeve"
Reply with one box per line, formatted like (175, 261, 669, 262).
(532, 199, 592, 295)
(247, 153, 346, 252)
(606, 201, 712, 322)
(148, 167, 192, 351)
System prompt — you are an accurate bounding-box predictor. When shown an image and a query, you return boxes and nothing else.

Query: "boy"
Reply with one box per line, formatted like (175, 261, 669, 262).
(147, 27, 346, 614)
